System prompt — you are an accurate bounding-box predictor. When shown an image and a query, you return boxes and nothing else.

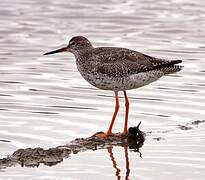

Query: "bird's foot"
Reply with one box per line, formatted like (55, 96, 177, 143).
(93, 131, 128, 139)
(93, 132, 112, 139)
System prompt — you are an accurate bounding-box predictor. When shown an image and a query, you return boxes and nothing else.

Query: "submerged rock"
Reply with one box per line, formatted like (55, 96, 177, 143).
(0, 122, 145, 169)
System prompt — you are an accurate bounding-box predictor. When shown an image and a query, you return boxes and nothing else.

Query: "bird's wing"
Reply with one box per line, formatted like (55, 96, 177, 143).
(93, 47, 181, 78)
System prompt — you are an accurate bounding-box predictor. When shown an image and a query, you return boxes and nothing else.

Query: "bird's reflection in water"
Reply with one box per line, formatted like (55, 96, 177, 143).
(124, 147, 130, 180)
(108, 145, 141, 180)
(108, 147, 121, 180)
(107, 125, 144, 180)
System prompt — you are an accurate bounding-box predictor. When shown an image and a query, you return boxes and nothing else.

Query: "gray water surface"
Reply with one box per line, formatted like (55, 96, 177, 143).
(0, 0, 205, 179)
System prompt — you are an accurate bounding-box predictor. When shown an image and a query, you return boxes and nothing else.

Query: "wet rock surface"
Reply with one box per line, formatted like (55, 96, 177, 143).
(0, 122, 145, 169)
(178, 120, 205, 130)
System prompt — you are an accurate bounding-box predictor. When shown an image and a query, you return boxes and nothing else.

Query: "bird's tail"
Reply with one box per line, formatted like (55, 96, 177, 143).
(154, 60, 183, 75)
(161, 64, 183, 75)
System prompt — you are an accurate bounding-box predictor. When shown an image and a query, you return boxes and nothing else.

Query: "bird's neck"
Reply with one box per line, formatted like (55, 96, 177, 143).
(73, 48, 93, 62)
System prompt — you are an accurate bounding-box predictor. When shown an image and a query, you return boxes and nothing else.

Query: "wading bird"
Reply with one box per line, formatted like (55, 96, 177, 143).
(44, 36, 182, 137)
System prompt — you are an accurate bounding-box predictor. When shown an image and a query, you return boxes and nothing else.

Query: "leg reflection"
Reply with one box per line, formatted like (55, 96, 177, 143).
(107, 146, 131, 180)
(107, 147, 121, 180)
(124, 146, 130, 180)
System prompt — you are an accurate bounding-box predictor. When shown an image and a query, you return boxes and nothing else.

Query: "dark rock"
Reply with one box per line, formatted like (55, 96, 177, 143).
(191, 120, 205, 125)
(178, 125, 193, 130)
(153, 137, 165, 141)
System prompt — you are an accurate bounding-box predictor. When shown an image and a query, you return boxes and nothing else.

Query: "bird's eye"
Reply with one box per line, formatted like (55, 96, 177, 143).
(70, 41, 75, 46)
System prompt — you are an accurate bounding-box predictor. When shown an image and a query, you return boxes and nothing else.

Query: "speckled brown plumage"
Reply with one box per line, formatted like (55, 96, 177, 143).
(44, 36, 183, 136)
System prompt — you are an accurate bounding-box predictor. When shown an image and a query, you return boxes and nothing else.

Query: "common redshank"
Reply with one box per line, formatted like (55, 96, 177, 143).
(44, 36, 182, 137)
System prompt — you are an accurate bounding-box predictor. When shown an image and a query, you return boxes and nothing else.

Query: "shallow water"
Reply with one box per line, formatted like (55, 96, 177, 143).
(0, 0, 205, 179)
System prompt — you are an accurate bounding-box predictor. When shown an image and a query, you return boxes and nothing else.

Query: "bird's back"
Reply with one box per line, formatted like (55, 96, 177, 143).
(89, 47, 182, 76)
(76, 47, 182, 91)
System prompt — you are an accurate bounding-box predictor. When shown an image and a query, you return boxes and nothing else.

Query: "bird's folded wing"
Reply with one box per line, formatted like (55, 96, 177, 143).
(96, 61, 150, 77)
(94, 48, 181, 77)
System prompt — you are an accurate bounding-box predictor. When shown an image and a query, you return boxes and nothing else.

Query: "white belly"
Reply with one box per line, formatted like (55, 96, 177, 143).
(79, 70, 164, 91)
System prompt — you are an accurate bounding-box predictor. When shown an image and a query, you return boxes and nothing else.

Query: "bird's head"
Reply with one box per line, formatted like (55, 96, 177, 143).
(44, 36, 93, 56)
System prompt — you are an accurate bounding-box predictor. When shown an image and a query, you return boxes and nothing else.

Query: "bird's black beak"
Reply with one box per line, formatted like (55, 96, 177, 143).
(44, 46, 69, 55)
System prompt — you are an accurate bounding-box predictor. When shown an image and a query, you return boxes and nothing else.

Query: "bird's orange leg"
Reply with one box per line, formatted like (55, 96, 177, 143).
(95, 92, 119, 138)
(106, 91, 119, 135)
(123, 91, 129, 134)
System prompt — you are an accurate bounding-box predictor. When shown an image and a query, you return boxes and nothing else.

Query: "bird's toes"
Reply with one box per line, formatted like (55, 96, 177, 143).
(93, 131, 128, 139)
(92, 131, 112, 139)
